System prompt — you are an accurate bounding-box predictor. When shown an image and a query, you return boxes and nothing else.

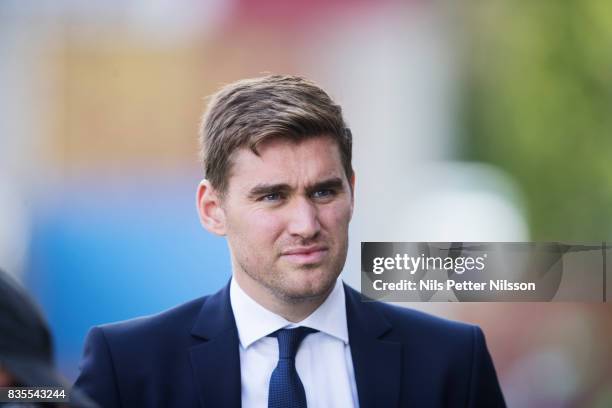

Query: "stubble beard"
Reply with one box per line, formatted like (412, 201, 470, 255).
(235, 237, 349, 305)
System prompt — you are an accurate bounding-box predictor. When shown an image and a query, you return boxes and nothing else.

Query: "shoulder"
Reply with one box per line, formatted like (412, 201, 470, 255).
(343, 286, 506, 405)
(89, 294, 209, 351)
(75, 294, 222, 406)
(376, 301, 485, 357)
(345, 284, 482, 351)
(375, 300, 477, 339)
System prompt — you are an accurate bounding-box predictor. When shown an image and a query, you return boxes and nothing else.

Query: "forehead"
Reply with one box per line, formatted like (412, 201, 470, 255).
(227, 136, 345, 189)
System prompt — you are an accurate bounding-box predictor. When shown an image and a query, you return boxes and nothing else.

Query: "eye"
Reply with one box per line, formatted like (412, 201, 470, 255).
(312, 189, 335, 199)
(260, 192, 283, 202)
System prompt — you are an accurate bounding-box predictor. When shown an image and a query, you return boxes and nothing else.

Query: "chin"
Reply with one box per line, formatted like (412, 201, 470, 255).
(279, 268, 337, 300)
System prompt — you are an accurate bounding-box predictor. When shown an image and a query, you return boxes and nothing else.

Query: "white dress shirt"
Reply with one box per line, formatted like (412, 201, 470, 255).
(229, 277, 359, 408)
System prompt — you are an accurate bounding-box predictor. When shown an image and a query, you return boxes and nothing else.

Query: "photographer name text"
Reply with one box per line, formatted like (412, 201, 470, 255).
(372, 279, 536, 292)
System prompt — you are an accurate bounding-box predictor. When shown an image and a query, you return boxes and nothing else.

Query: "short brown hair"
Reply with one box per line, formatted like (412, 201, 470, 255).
(199, 75, 352, 195)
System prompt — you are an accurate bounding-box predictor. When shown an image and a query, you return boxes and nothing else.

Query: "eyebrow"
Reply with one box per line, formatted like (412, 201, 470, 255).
(247, 177, 346, 199)
(305, 177, 345, 196)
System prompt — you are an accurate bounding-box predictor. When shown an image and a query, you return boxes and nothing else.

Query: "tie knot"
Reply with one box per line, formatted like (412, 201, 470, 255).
(272, 327, 318, 360)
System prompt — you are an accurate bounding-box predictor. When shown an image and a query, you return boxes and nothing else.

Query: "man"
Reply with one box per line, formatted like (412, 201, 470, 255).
(75, 75, 506, 407)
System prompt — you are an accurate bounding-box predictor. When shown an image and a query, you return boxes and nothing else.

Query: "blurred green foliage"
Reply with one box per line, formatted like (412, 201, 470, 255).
(461, 1, 612, 240)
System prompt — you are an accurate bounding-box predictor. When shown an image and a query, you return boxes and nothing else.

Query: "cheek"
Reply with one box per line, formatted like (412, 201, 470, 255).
(320, 202, 352, 232)
(229, 209, 285, 246)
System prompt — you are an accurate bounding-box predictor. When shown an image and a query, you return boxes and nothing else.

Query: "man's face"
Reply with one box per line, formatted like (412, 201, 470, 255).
(220, 135, 354, 302)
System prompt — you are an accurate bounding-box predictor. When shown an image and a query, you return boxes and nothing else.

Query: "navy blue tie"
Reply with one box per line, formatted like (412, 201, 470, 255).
(268, 327, 318, 408)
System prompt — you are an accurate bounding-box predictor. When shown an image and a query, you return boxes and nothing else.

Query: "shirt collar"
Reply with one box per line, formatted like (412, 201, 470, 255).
(230, 277, 349, 349)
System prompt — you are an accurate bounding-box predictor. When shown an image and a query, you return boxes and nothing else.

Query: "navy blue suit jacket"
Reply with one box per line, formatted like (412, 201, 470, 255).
(75, 283, 505, 407)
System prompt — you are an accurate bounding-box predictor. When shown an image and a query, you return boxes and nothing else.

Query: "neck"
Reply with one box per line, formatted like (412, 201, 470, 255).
(233, 270, 334, 323)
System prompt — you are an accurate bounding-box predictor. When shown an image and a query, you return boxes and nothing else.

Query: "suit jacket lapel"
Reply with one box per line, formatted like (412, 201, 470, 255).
(345, 284, 402, 408)
(190, 283, 241, 408)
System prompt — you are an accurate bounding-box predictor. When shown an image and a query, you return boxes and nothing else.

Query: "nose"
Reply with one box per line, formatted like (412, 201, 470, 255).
(286, 196, 321, 240)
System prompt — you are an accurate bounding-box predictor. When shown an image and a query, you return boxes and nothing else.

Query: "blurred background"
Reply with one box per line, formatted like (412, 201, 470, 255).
(1, 0, 611, 406)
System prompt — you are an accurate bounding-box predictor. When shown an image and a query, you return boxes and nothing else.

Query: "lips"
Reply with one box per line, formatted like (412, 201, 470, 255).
(281, 246, 329, 264)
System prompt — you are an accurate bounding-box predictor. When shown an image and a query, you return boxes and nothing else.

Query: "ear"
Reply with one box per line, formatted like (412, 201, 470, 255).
(196, 179, 227, 236)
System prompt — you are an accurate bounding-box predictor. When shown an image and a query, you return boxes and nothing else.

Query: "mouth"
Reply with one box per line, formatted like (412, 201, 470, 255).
(281, 246, 329, 264)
